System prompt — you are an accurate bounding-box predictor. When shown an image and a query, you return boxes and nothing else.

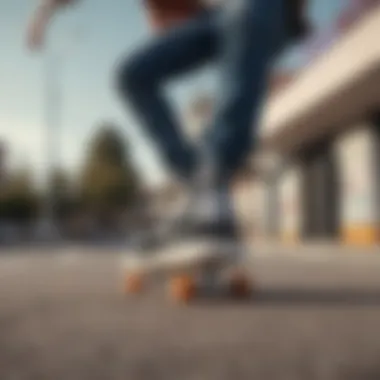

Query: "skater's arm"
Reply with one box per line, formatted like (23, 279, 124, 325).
(26, 0, 78, 51)
(144, 0, 205, 32)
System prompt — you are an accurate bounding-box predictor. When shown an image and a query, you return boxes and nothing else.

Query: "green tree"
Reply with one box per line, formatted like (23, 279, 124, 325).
(50, 167, 71, 198)
(79, 123, 141, 223)
(0, 167, 39, 224)
(47, 167, 75, 220)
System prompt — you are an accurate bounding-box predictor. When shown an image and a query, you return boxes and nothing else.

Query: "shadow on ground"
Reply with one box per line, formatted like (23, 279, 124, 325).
(194, 288, 380, 307)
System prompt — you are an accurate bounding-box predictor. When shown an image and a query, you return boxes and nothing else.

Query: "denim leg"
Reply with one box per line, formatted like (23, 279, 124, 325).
(117, 11, 219, 179)
(204, 0, 289, 179)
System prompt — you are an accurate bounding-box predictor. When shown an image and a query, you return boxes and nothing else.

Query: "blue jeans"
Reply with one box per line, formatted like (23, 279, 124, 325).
(117, 0, 289, 181)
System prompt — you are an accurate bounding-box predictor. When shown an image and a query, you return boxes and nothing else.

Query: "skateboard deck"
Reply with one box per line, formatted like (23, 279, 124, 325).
(122, 239, 253, 303)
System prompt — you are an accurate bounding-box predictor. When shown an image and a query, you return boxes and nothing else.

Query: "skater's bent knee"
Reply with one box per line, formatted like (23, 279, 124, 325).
(115, 59, 140, 95)
(116, 55, 155, 96)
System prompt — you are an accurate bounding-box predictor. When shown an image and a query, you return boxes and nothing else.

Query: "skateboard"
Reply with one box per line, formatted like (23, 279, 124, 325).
(122, 239, 253, 303)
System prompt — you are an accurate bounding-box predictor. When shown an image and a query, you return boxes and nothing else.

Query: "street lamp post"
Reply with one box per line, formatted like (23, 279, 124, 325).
(37, 45, 63, 241)
(31, 2, 82, 241)
(41, 23, 83, 240)
(46, 47, 62, 236)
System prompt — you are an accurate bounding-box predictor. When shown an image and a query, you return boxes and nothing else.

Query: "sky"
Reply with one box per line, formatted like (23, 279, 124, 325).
(0, 0, 347, 188)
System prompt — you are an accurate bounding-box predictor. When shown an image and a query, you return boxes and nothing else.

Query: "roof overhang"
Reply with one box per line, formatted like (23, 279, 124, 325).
(259, 6, 380, 154)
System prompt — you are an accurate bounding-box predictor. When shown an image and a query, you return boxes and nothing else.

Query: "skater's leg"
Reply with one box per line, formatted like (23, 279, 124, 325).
(117, 10, 219, 179)
(204, 0, 290, 179)
(139, 0, 290, 244)
(178, 0, 291, 247)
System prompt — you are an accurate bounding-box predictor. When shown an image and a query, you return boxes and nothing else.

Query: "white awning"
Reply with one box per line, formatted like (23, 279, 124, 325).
(260, 5, 380, 152)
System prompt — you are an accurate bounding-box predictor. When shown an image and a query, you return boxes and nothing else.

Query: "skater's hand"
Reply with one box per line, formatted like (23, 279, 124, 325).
(26, 0, 77, 51)
(144, 0, 204, 32)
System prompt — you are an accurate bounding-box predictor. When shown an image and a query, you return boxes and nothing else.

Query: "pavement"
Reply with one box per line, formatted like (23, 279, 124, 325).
(1, 246, 380, 380)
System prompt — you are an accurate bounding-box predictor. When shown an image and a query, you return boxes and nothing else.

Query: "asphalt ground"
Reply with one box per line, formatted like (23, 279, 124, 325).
(1, 247, 380, 380)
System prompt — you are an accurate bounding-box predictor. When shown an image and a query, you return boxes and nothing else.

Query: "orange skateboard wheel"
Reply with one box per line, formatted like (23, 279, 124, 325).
(168, 274, 196, 303)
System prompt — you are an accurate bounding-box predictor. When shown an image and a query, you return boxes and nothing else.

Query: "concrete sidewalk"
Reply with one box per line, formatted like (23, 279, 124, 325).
(0, 240, 379, 262)
(249, 239, 379, 257)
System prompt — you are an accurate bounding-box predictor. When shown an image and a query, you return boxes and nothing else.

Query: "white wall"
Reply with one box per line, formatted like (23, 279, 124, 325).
(279, 167, 302, 241)
(233, 177, 257, 237)
(336, 123, 379, 243)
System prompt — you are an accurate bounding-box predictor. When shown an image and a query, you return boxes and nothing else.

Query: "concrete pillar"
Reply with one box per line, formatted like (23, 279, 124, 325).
(336, 124, 379, 246)
(251, 179, 267, 240)
(263, 179, 280, 239)
(233, 175, 258, 241)
(279, 166, 302, 243)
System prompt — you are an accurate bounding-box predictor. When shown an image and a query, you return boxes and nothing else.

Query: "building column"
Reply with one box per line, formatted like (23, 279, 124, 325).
(336, 123, 380, 246)
(279, 166, 302, 243)
(233, 174, 260, 241)
(252, 179, 267, 240)
(263, 178, 280, 239)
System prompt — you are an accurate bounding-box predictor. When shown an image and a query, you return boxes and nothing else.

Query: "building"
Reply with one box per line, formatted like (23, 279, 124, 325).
(252, 2, 380, 246)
